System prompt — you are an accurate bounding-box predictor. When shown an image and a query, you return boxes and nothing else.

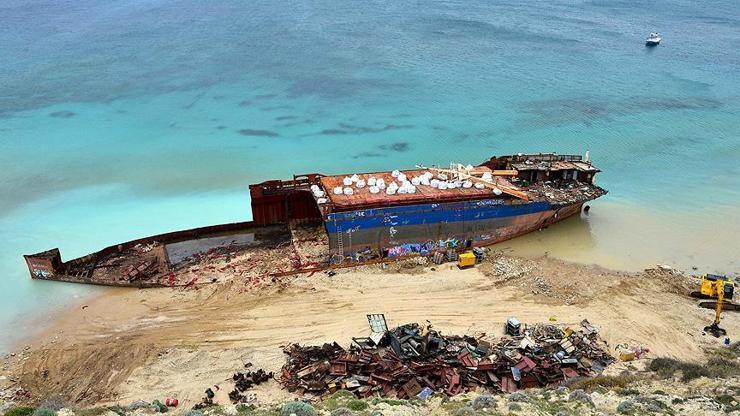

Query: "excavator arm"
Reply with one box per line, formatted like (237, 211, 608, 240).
(704, 280, 728, 337)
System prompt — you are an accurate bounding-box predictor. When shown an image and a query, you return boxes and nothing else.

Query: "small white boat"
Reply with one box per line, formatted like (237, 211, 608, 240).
(645, 32, 661, 46)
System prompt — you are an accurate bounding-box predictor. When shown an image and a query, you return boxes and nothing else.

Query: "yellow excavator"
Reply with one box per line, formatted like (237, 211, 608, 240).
(690, 274, 738, 337)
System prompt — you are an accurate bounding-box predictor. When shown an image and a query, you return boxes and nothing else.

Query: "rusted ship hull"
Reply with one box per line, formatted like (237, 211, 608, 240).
(24, 221, 311, 288)
(24, 153, 606, 287)
(326, 199, 588, 260)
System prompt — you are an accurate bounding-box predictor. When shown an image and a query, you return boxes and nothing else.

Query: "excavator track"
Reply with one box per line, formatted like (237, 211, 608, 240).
(698, 300, 740, 312)
(689, 291, 712, 299)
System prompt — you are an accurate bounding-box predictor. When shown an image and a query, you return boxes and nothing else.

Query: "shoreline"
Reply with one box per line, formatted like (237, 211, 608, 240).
(1, 285, 106, 356)
(2, 251, 735, 409)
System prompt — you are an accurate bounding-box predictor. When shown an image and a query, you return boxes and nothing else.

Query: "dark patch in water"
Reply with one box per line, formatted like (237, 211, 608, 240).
(49, 110, 75, 118)
(523, 95, 723, 126)
(254, 94, 278, 100)
(318, 123, 413, 135)
(216, 125, 226, 130)
(169, 122, 178, 128)
(261, 105, 293, 112)
(212, 95, 227, 101)
(352, 141, 411, 159)
(379, 142, 410, 152)
(636, 96, 723, 111)
(237, 128, 279, 137)
(288, 76, 400, 99)
(238, 100, 252, 107)
(422, 17, 580, 45)
(275, 115, 299, 121)
(352, 152, 384, 159)
(281, 119, 314, 127)
(183, 91, 207, 110)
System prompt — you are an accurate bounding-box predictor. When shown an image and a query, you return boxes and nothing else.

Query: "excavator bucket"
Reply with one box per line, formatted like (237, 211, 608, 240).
(704, 323, 727, 338)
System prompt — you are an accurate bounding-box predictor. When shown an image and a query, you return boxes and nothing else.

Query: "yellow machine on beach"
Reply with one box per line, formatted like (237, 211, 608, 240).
(457, 252, 477, 269)
(690, 274, 738, 337)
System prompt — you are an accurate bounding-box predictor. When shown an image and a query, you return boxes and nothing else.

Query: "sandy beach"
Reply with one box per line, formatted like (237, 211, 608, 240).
(2, 252, 734, 410)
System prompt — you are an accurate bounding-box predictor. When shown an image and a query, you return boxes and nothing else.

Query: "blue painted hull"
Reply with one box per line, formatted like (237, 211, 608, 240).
(326, 199, 585, 258)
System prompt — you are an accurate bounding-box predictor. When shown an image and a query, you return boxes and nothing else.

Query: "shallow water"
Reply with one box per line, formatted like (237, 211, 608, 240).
(1, 0, 739, 351)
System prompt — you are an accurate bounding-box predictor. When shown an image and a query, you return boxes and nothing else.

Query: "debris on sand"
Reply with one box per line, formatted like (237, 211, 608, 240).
(278, 318, 613, 399)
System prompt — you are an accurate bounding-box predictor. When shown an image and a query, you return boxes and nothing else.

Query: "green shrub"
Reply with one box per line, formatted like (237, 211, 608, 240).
(370, 398, 407, 407)
(151, 400, 168, 413)
(453, 407, 476, 416)
(706, 357, 740, 378)
(648, 357, 713, 381)
(3, 407, 35, 416)
(345, 400, 368, 412)
(30, 408, 56, 416)
(236, 404, 254, 413)
(617, 388, 640, 396)
(76, 408, 110, 416)
(330, 390, 355, 400)
(472, 394, 496, 410)
(280, 401, 316, 416)
(616, 400, 634, 414)
(568, 374, 638, 392)
(329, 408, 353, 416)
(648, 358, 681, 378)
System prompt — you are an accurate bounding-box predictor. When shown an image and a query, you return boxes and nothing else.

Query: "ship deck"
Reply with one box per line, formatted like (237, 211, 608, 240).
(319, 167, 521, 210)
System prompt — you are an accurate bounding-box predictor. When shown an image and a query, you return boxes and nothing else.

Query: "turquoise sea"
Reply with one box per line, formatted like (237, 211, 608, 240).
(1, 0, 739, 352)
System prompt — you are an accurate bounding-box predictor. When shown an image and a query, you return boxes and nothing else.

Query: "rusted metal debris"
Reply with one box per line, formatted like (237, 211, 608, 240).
(279, 319, 613, 399)
(229, 365, 274, 403)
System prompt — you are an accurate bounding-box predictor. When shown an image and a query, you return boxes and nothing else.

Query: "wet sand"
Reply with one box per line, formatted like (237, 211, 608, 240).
(503, 202, 740, 275)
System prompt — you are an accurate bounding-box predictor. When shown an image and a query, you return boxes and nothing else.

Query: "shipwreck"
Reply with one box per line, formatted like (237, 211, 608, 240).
(24, 153, 606, 287)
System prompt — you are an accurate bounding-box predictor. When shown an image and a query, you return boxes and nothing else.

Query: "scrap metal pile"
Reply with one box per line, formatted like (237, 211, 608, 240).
(228, 366, 273, 403)
(524, 180, 607, 204)
(279, 317, 613, 399)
